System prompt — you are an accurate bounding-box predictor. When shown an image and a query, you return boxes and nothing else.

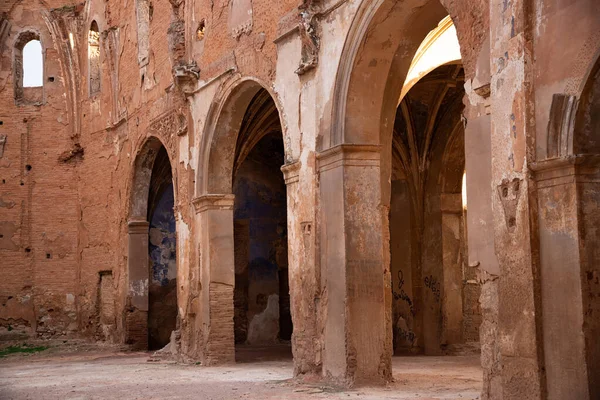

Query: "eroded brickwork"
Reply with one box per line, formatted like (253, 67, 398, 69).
(1, 0, 599, 399)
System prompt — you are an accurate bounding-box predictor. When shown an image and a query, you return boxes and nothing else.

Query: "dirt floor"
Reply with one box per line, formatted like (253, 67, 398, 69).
(0, 343, 482, 399)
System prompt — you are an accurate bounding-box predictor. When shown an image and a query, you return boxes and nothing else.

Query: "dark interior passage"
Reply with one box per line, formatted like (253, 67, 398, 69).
(233, 89, 292, 352)
(390, 64, 480, 355)
(147, 146, 177, 350)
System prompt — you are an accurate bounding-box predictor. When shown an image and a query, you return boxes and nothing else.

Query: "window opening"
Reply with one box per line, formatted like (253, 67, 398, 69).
(88, 21, 101, 96)
(22, 40, 43, 88)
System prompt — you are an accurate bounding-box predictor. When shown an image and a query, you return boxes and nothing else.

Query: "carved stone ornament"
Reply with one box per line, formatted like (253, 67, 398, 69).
(173, 62, 200, 90)
(295, 0, 320, 75)
(149, 110, 188, 139)
(497, 178, 522, 233)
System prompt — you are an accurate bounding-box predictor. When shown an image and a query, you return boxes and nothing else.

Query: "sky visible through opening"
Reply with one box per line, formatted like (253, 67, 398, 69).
(23, 40, 43, 87)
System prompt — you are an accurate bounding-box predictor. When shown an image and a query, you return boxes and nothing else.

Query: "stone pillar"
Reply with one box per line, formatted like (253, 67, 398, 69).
(281, 160, 320, 376)
(532, 155, 600, 400)
(126, 219, 150, 349)
(317, 144, 391, 385)
(490, 0, 544, 397)
(193, 194, 236, 365)
(463, 32, 501, 398)
(440, 193, 464, 345)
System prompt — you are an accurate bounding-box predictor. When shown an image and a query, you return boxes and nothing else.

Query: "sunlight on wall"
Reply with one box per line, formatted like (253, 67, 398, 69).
(462, 171, 468, 210)
(400, 16, 461, 102)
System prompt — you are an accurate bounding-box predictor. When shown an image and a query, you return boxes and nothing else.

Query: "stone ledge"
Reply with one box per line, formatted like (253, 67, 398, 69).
(192, 194, 235, 214)
(316, 144, 380, 172)
(128, 219, 149, 234)
(281, 160, 301, 185)
(531, 154, 600, 187)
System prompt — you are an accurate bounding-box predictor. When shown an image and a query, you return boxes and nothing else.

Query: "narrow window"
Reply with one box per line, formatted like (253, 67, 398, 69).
(22, 40, 43, 88)
(88, 21, 101, 96)
(14, 32, 43, 104)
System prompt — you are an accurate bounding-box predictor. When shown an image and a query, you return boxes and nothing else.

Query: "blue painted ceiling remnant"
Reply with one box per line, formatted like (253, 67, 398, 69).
(148, 146, 176, 287)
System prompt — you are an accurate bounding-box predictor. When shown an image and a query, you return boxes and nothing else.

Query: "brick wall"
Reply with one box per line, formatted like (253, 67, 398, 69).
(0, 0, 298, 343)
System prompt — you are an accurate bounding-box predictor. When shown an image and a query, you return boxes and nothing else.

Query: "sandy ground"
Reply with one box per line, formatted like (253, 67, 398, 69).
(0, 344, 482, 400)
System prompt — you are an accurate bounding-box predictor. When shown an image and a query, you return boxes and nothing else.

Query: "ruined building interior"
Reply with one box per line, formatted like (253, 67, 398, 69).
(0, 0, 599, 399)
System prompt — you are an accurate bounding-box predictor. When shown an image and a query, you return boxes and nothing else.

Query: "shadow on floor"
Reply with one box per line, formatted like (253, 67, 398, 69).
(235, 343, 293, 363)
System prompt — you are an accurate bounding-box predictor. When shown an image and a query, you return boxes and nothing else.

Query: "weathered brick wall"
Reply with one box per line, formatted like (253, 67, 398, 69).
(0, 1, 81, 339)
(1, 0, 299, 343)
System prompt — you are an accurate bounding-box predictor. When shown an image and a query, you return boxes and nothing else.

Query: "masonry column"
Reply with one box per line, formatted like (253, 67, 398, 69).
(490, 0, 544, 397)
(440, 193, 464, 346)
(193, 194, 235, 365)
(281, 160, 320, 376)
(531, 155, 599, 400)
(317, 144, 391, 385)
(126, 219, 150, 349)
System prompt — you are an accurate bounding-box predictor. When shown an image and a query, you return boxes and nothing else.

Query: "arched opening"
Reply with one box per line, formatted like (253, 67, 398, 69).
(147, 146, 177, 350)
(322, 0, 485, 387)
(22, 40, 43, 88)
(390, 60, 480, 356)
(14, 32, 43, 103)
(197, 80, 293, 365)
(232, 89, 292, 361)
(88, 21, 101, 96)
(126, 138, 177, 351)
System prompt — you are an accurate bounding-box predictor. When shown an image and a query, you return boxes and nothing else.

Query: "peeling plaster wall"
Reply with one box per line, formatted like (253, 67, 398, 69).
(2, 0, 600, 397)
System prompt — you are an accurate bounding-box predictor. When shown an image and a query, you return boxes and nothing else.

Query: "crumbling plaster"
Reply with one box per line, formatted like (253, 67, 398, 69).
(1, 0, 599, 399)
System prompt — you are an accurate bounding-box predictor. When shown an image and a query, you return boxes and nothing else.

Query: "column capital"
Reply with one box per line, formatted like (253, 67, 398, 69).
(128, 219, 149, 234)
(192, 194, 235, 214)
(281, 160, 301, 185)
(530, 154, 600, 188)
(316, 144, 380, 173)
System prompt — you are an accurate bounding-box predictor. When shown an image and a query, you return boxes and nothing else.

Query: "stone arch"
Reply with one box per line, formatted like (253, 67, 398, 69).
(129, 136, 177, 220)
(400, 16, 462, 102)
(198, 77, 288, 196)
(330, 0, 478, 149)
(126, 135, 178, 350)
(317, 0, 482, 382)
(194, 77, 294, 365)
(574, 55, 600, 155)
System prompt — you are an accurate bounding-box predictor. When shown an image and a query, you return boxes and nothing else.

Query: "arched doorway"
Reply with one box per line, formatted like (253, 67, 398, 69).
(319, 0, 487, 385)
(126, 138, 177, 350)
(232, 89, 292, 359)
(390, 62, 480, 355)
(196, 80, 293, 364)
